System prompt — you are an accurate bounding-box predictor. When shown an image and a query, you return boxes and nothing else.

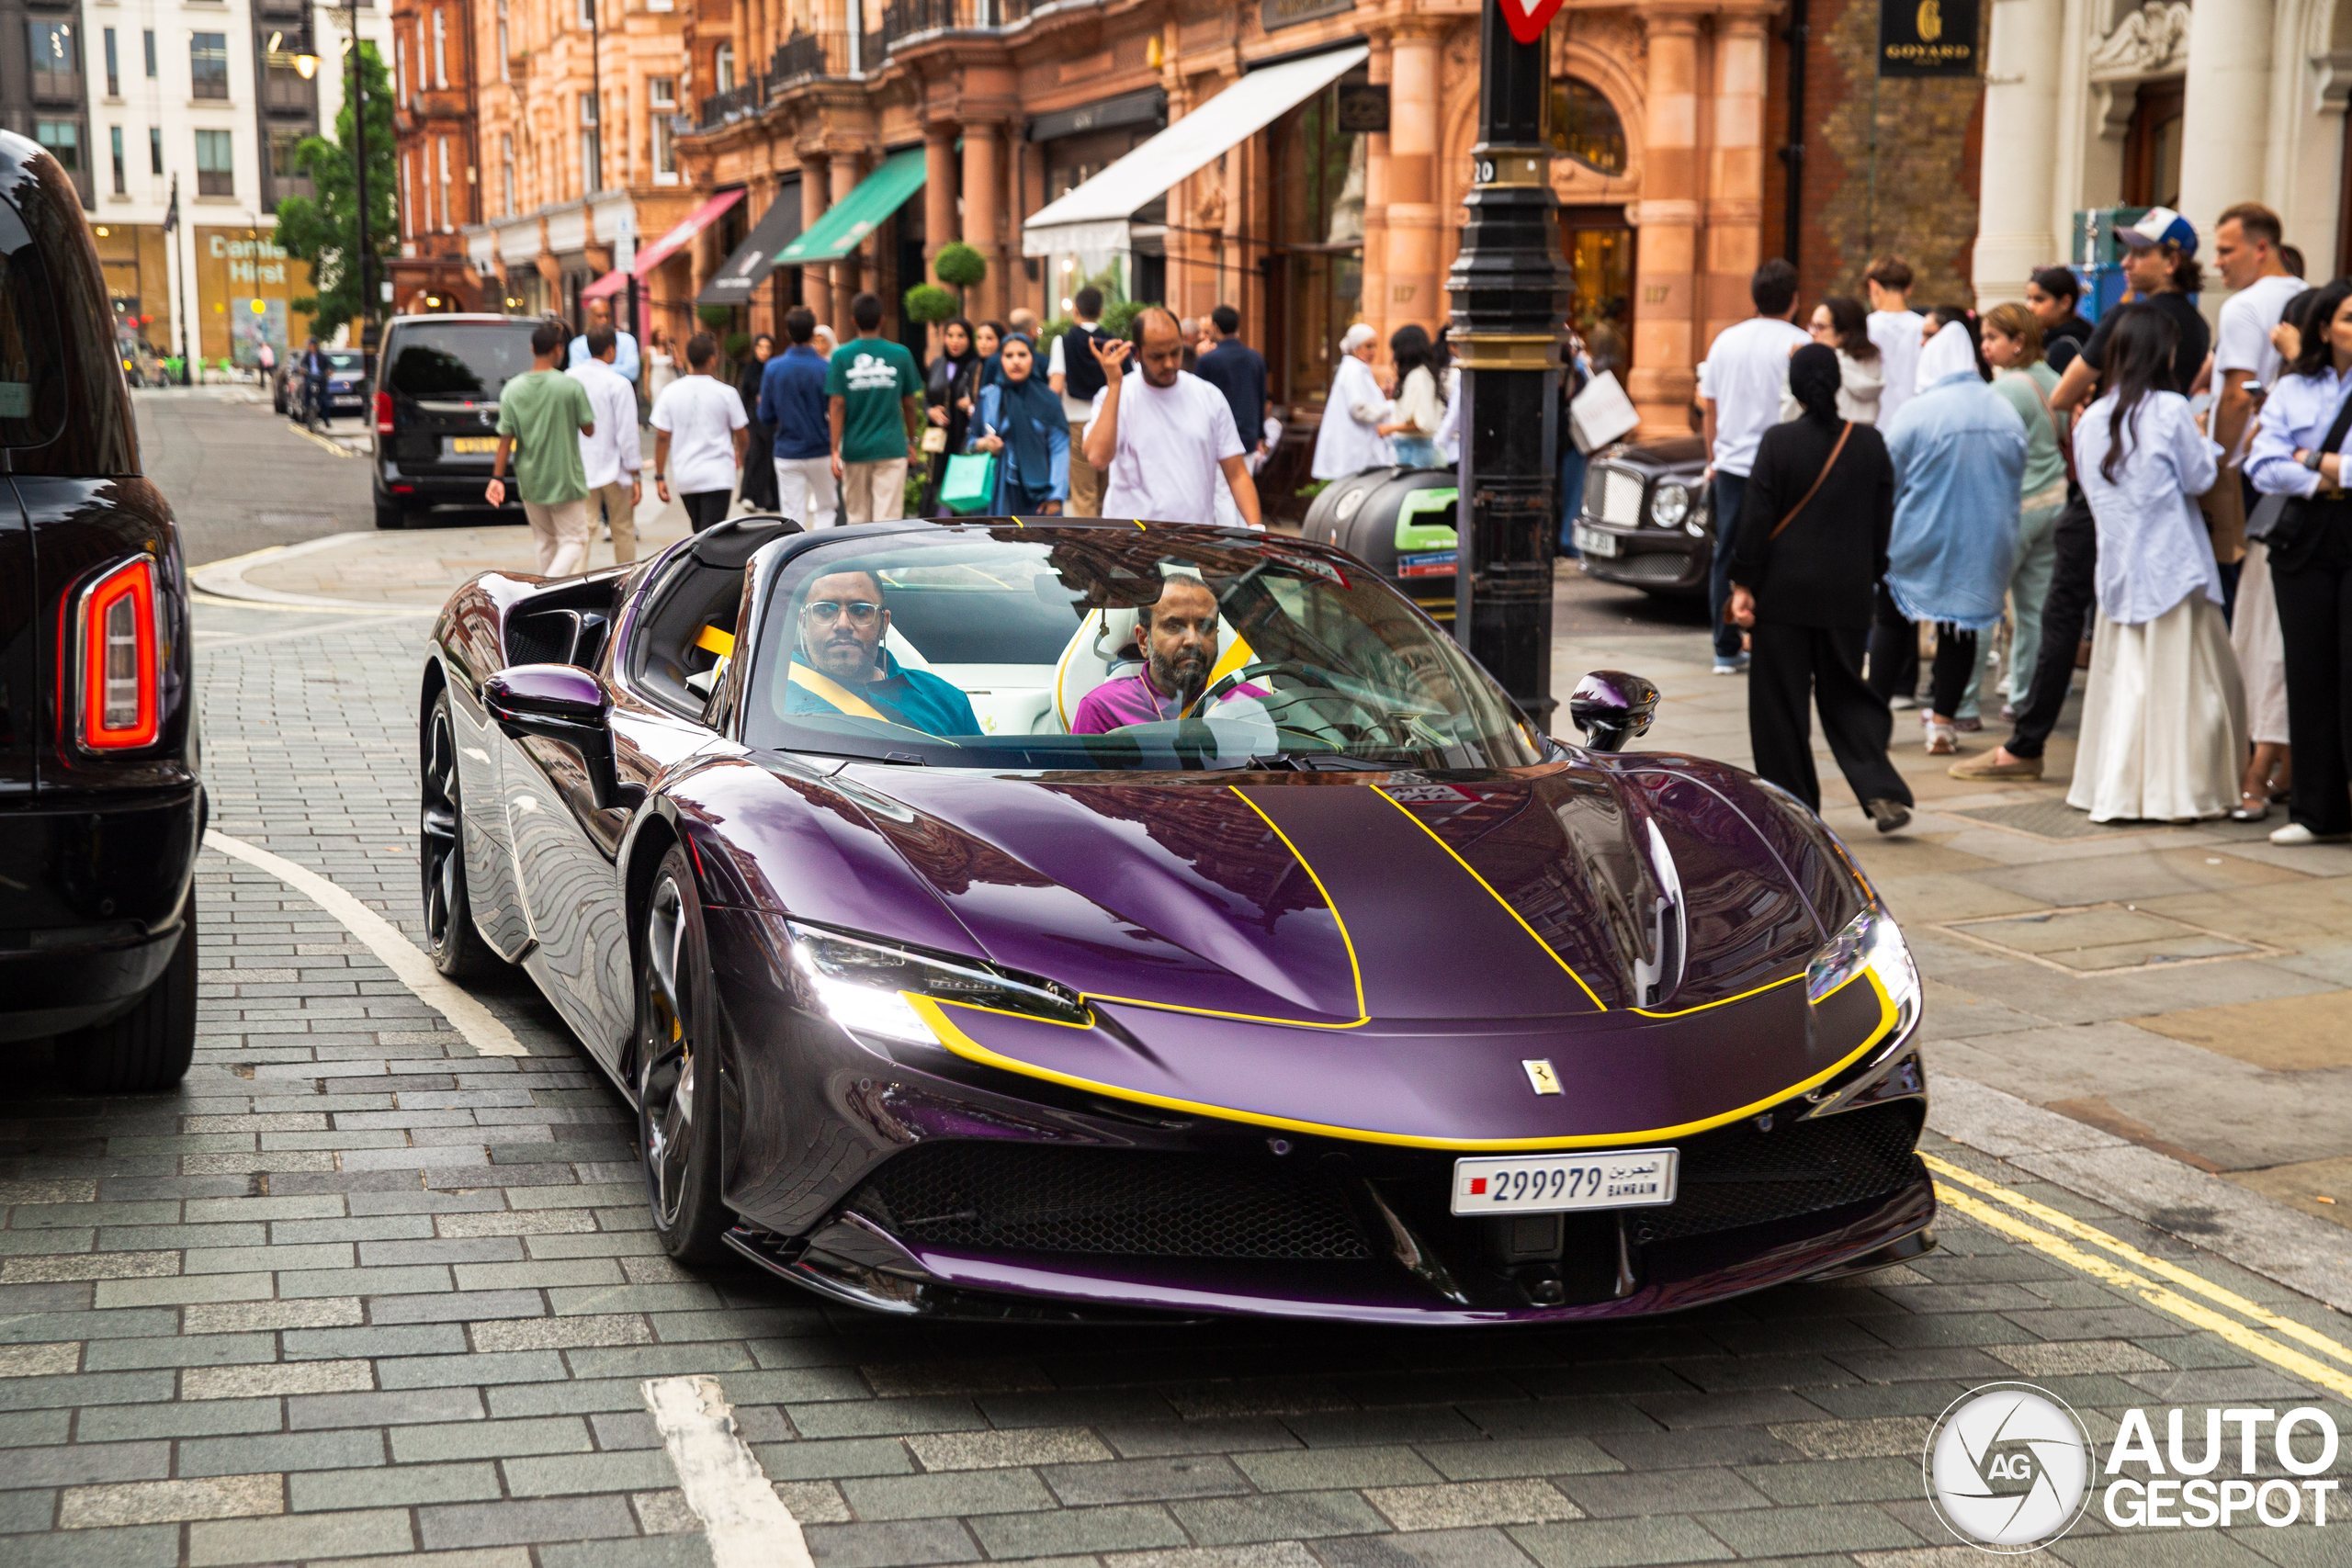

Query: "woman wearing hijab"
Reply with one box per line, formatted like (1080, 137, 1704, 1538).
(1873, 314, 2027, 754)
(967, 333, 1069, 514)
(1780, 295, 1884, 424)
(2068, 304, 2245, 821)
(736, 333, 780, 513)
(1311, 322, 1394, 479)
(920, 317, 978, 514)
(1728, 344, 1913, 832)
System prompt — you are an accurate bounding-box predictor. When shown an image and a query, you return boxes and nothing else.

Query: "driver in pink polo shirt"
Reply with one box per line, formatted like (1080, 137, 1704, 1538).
(1071, 577, 1265, 733)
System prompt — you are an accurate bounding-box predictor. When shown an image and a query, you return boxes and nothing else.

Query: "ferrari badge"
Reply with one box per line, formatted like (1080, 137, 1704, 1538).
(1521, 1059, 1562, 1096)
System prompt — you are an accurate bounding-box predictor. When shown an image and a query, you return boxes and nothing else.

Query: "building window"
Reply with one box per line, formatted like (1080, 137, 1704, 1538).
(1267, 74, 1367, 408)
(2123, 80, 2184, 209)
(648, 74, 674, 107)
(103, 28, 119, 96)
(580, 94, 602, 194)
(579, 0, 594, 28)
(29, 21, 77, 96)
(1548, 77, 1627, 176)
(110, 126, 126, 193)
(196, 129, 232, 194)
(143, 28, 156, 78)
(149, 126, 163, 175)
(438, 138, 453, 231)
(394, 34, 407, 100)
(37, 120, 79, 174)
(501, 133, 514, 215)
(401, 152, 414, 237)
(714, 42, 734, 95)
(269, 128, 304, 178)
(190, 32, 229, 99)
(433, 10, 447, 87)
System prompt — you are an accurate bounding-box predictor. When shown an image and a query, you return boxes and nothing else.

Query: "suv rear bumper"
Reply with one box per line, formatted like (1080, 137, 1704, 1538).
(377, 461, 529, 520)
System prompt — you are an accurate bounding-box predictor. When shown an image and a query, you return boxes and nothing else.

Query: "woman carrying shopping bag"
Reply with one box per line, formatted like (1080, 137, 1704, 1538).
(965, 333, 1069, 514)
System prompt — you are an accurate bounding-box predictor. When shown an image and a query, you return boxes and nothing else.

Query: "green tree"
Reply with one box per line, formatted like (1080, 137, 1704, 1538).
(933, 242, 986, 309)
(273, 41, 397, 338)
(902, 283, 958, 324)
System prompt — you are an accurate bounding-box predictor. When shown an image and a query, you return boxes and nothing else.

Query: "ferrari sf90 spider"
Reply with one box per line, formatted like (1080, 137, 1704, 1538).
(421, 517, 1931, 1323)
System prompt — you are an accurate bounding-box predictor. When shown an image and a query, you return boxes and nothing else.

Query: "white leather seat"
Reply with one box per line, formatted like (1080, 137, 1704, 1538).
(1049, 605, 1257, 731)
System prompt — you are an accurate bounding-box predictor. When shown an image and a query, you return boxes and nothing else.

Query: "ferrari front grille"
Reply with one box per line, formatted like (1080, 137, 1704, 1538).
(1631, 1101, 1924, 1244)
(842, 1143, 1374, 1261)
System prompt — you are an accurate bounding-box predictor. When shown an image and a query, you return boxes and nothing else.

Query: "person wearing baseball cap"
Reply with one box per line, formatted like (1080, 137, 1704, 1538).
(2049, 207, 2211, 418)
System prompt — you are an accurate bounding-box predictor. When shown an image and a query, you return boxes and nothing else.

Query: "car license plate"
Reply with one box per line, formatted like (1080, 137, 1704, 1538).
(448, 436, 499, 455)
(1572, 524, 1620, 558)
(1452, 1148, 1677, 1215)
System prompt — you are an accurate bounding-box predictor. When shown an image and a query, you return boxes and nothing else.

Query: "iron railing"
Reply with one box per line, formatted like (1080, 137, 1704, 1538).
(697, 78, 765, 130)
(769, 28, 844, 86)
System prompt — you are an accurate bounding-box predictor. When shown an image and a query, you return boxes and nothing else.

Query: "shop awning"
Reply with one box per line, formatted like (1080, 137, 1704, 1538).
(777, 150, 926, 266)
(1022, 44, 1368, 258)
(581, 187, 744, 299)
(697, 188, 803, 307)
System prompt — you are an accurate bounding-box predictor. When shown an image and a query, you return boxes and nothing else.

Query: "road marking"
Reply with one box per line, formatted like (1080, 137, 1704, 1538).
(1923, 1154, 2352, 1402)
(195, 613, 426, 649)
(203, 829, 528, 1057)
(643, 1375, 813, 1568)
(289, 424, 357, 459)
(190, 533, 440, 615)
(193, 589, 431, 617)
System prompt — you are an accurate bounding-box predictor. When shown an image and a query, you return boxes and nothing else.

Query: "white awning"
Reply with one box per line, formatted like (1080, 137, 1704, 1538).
(1021, 43, 1369, 258)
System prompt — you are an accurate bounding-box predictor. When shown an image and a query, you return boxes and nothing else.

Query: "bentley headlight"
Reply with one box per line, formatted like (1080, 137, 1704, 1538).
(1649, 481, 1691, 529)
(1805, 904, 1919, 1028)
(787, 922, 1090, 1045)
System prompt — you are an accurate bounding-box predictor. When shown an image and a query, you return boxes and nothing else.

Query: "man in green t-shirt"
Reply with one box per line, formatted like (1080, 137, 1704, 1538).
(824, 291, 924, 524)
(487, 318, 598, 575)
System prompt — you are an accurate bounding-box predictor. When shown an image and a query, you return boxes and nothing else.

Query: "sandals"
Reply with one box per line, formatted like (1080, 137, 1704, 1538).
(1923, 716, 1959, 756)
(2232, 792, 2272, 823)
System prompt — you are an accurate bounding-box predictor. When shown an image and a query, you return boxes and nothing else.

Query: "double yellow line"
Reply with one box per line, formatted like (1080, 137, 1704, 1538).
(1923, 1153, 2352, 1401)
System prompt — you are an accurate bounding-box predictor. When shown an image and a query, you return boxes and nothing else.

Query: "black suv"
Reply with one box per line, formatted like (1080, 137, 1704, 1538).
(372, 313, 542, 530)
(0, 131, 202, 1090)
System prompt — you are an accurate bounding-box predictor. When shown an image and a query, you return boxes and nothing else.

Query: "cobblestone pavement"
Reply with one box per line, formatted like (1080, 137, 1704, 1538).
(6, 581, 2352, 1564)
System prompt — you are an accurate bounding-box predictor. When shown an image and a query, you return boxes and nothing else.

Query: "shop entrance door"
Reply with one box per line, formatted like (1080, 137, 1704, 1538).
(1559, 206, 1634, 381)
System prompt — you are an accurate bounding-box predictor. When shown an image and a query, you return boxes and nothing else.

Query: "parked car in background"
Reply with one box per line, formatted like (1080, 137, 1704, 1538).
(301, 349, 368, 425)
(0, 130, 202, 1091)
(373, 314, 538, 531)
(1569, 436, 1714, 598)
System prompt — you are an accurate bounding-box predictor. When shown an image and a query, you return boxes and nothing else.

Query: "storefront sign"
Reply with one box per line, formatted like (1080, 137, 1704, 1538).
(1336, 82, 1389, 135)
(1879, 0, 1979, 76)
(195, 227, 314, 366)
(1261, 0, 1353, 33)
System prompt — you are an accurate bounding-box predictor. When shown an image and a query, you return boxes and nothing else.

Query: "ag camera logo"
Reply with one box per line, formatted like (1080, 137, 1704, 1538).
(1924, 1382, 2095, 1552)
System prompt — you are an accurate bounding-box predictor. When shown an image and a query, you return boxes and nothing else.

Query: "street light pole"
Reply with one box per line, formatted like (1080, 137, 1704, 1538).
(1447, 0, 1571, 727)
(348, 0, 371, 361)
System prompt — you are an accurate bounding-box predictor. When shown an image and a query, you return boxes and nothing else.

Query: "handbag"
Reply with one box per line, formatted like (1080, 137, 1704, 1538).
(919, 426, 948, 455)
(2267, 383, 2352, 564)
(1724, 422, 1853, 624)
(940, 451, 997, 514)
(1569, 370, 1640, 455)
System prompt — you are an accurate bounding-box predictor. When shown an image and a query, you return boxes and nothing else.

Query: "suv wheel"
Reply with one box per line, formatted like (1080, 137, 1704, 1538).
(62, 907, 197, 1093)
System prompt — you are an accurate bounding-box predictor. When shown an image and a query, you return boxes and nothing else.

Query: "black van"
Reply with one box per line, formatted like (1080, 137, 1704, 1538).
(0, 131, 202, 1090)
(372, 312, 544, 530)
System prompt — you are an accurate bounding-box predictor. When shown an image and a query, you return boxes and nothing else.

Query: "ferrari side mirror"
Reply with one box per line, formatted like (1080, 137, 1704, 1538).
(1567, 670, 1659, 754)
(485, 664, 632, 810)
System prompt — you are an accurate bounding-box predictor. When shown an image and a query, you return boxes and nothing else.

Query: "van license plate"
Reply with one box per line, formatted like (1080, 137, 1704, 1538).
(1452, 1148, 1677, 1214)
(448, 436, 499, 455)
(1572, 525, 1620, 558)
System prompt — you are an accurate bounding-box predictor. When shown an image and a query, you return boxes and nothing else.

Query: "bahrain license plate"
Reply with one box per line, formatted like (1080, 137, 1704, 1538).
(1451, 1148, 1678, 1214)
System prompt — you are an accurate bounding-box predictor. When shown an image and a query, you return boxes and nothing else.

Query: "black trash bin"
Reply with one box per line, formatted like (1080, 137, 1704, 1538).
(1299, 466, 1461, 623)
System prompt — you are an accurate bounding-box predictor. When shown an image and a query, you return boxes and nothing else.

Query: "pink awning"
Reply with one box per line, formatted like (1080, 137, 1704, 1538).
(581, 187, 746, 299)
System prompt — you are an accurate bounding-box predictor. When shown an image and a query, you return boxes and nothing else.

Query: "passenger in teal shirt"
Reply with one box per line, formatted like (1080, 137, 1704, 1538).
(781, 569, 979, 738)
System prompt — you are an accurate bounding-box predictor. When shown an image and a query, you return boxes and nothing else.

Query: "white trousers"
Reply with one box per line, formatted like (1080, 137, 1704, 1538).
(775, 456, 839, 529)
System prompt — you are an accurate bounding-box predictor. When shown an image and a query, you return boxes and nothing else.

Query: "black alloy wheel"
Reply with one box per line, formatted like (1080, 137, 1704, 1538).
(421, 691, 494, 977)
(637, 845, 729, 1263)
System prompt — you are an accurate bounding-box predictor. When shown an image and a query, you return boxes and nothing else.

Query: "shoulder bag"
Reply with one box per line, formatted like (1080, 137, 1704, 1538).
(1724, 422, 1852, 624)
(2263, 381, 2352, 568)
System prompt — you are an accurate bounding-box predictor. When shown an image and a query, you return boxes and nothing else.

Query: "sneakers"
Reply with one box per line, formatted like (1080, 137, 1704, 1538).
(1923, 716, 1959, 756)
(1953, 716, 1984, 733)
(1888, 693, 1920, 711)
(2269, 822, 2352, 845)
(1864, 798, 1912, 835)
(1948, 750, 2043, 781)
(1713, 655, 1750, 676)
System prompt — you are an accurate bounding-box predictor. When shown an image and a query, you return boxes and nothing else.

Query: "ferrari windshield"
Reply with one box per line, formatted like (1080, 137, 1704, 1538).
(738, 525, 1544, 772)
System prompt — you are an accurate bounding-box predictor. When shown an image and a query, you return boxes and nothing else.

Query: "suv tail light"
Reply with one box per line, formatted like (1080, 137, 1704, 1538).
(375, 390, 394, 434)
(73, 556, 162, 750)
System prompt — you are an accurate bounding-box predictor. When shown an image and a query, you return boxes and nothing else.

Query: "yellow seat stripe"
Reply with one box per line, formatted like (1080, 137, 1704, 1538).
(695, 625, 736, 658)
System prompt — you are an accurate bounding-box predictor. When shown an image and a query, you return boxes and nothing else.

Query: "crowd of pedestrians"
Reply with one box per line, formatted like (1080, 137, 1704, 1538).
(1714, 198, 2352, 844)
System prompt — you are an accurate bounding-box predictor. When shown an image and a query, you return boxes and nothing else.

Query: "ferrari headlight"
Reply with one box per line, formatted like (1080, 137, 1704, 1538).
(1805, 905, 1919, 1024)
(1649, 481, 1691, 529)
(786, 922, 1090, 1045)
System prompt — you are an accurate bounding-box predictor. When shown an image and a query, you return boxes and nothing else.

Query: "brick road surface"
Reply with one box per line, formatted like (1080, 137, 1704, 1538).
(5, 589, 2351, 1562)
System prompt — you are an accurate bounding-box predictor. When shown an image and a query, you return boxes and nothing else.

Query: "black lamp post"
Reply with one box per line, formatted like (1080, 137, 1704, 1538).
(347, 0, 373, 358)
(1447, 0, 1571, 728)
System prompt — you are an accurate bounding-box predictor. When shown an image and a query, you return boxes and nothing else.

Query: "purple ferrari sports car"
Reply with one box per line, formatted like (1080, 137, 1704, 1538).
(421, 516, 1932, 1323)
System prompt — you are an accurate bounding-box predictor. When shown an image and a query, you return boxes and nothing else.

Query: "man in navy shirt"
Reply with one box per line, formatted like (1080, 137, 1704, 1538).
(1193, 305, 1268, 467)
(759, 307, 839, 528)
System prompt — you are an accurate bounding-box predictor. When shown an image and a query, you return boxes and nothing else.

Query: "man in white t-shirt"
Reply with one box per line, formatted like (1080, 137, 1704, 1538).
(1699, 258, 1810, 672)
(649, 332, 750, 535)
(2211, 201, 2304, 470)
(1864, 256, 1924, 427)
(1081, 308, 1260, 528)
(568, 325, 644, 565)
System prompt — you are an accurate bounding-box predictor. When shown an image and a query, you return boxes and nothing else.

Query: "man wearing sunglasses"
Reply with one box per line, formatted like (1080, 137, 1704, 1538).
(782, 570, 979, 738)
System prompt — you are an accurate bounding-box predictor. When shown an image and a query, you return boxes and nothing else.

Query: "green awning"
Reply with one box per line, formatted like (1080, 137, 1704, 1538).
(777, 150, 926, 265)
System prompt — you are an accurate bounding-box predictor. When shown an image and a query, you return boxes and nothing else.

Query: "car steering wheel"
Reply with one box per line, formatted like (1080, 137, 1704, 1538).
(1195, 660, 1393, 746)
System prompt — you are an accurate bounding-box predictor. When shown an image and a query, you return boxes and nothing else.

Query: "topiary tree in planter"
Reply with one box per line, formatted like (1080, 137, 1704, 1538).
(903, 284, 959, 325)
(933, 242, 987, 310)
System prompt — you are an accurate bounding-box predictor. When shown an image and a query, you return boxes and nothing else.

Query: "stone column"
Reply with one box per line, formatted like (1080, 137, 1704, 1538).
(800, 148, 832, 328)
(961, 121, 1002, 321)
(923, 118, 957, 288)
(1972, 0, 2065, 306)
(747, 176, 779, 339)
(1384, 23, 1444, 340)
(1630, 8, 1702, 427)
(830, 150, 864, 312)
(2177, 0, 2276, 297)
(1702, 9, 1771, 356)
(1362, 35, 1391, 344)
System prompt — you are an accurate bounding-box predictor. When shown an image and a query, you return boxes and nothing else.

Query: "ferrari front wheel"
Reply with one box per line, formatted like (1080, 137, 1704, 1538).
(421, 691, 494, 977)
(637, 846, 729, 1263)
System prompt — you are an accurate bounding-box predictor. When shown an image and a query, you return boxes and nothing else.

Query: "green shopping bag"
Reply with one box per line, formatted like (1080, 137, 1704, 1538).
(940, 452, 998, 514)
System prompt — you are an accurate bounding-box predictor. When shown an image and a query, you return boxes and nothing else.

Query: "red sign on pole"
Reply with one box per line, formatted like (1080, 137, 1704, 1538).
(1501, 0, 1567, 45)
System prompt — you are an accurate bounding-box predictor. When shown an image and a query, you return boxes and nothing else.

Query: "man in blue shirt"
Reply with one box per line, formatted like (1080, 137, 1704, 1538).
(1193, 305, 1268, 467)
(783, 570, 979, 739)
(568, 299, 641, 382)
(760, 307, 838, 528)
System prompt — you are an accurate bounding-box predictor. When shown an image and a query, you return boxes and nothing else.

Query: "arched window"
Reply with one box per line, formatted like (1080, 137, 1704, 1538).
(1550, 76, 1626, 175)
(715, 41, 735, 95)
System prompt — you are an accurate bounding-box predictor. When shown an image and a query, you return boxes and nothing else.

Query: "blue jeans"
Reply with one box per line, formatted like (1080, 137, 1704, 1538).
(1710, 471, 1747, 659)
(1393, 434, 1439, 468)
